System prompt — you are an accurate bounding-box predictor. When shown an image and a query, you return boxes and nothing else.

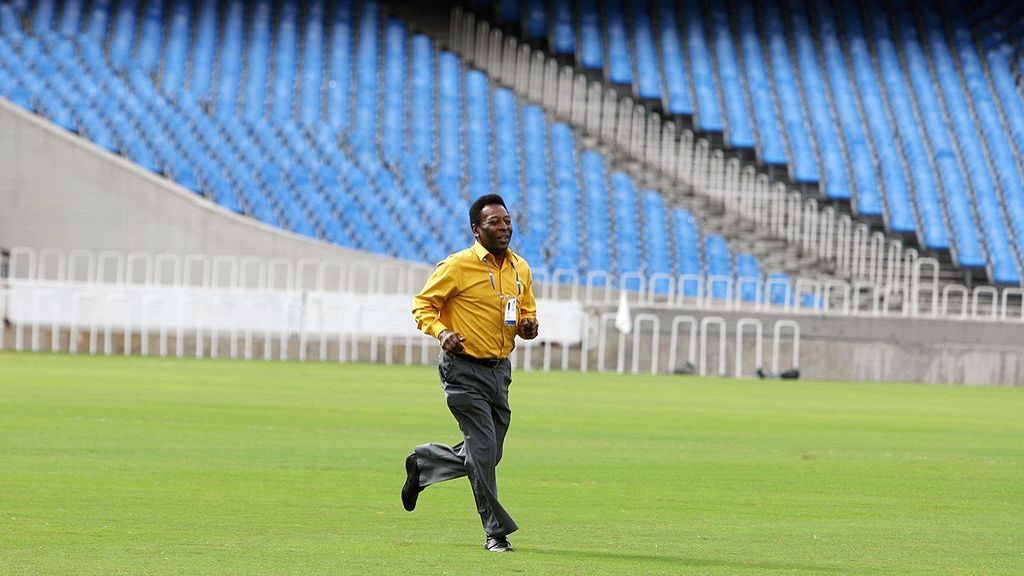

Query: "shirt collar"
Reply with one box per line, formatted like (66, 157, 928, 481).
(471, 241, 516, 266)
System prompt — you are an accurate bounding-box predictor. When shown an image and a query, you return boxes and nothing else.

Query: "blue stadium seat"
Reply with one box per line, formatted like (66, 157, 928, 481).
(683, 0, 723, 133)
(494, 0, 519, 26)
(643, 191, 671, 281)
(767, 273, 793, 307)
(736, 1, 786, 165)
(577, 0, 603, 70)
(550, 123, 581, 272)
(628, 0, 660, 100)
(611, 172, 641, 287)
(709, 2, 754, 149)
(581, 152, 611, 276)
(492, 88, 521, 212)
(551, 0, 575, 56)
(655, 0, 692, 116)
(790, 0, 850, 202)
(603, 0, 632, 86)
(704, 235, 732, 300)
(761, 0, 819, 183)
(869, 8, 950, 249)
(59, 0, 84, 35)
(673, 210, 702, 277)
(523, 0, 547, 40)
(736, 253, 762, 303)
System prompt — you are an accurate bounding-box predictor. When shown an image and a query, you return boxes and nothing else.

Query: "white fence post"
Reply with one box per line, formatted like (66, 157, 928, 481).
(771, 320, 801, 374)
(155, 253, 182, 286)
(0, 284, 6, 351)
(668, 315, 698, 374)
(38, 249, 67, 282)
(10, 247, 38, 282)
(631, 313, 660, 374)
(677, 274, 705, 308)
(126, 252, 154, 285)
(706, 276, 733, 310)
(647, 273, 675, 305)
(620, 272, 647, 304)
(823, 280, 851, 315)
(103, 292, 129, 356)
(70, 291, 98, 354)
(140, 294, 167, 357)
(29, 290, 54, 352)
(853, 281, 880, 315)
(241, 256, 267, 290)
(1000, 288, 1024, 322)
(69, 250, 98, 283)
(596, 312, 621, 373)
(941, 284, 969, 318)
(584, 271, 614, 305)
(268, 258, 295, 291)
(699, 316, 727, 376)
(911, 257, 940, 317)
(971, 286, 999, 321)
(98, 251, 127, 284)
(734, 318, 764, 378)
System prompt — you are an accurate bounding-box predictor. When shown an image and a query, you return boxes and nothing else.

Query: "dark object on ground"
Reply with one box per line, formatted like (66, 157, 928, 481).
(672, 362, 697, 375)
(757, 368, 801, 380)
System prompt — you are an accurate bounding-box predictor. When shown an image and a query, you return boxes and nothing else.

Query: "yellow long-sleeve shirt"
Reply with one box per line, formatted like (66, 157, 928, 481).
(412, 242, 538, 359)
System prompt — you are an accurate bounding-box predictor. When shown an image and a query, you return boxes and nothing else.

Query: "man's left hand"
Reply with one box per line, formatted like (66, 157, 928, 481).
(517, 318, 539, 340)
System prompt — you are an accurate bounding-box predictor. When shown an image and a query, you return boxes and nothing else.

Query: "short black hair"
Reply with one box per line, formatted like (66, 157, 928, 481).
(469, 194, 508, 227)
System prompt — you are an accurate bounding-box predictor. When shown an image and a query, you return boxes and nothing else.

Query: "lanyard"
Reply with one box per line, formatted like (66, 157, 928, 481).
(487, 258, 522, 296)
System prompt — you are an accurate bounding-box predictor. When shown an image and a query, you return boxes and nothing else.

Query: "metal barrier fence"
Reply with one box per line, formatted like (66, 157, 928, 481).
(2, 246, 436, 293)
(10, 247, 1024, 384)
(0, 284, 799, 378)
(3, 246, 1022, 322)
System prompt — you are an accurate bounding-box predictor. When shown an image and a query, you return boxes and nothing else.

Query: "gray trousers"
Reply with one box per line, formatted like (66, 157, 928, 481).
(412, 352, 519, 537)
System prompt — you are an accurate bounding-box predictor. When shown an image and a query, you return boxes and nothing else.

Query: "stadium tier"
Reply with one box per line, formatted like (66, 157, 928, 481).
(472, 0, 1024, 286)
(0, 0, 810, 304)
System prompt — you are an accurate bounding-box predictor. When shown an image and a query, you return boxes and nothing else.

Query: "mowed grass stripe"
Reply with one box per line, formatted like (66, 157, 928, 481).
(1, 353, 1021, 575)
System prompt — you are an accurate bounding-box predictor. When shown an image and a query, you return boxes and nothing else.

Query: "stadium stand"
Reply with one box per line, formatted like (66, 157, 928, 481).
(0, 0, 804, 302)
(463, 0, 1024, 287)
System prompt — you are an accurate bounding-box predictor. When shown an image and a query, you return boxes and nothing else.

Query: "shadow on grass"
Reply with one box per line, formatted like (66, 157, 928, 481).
(519, 546, 829, 572)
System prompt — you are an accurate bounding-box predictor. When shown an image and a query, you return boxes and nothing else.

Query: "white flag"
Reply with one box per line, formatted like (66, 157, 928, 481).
(615, 291, 633, 334)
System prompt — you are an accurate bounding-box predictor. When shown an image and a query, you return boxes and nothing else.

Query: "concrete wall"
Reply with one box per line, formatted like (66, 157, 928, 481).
(0, 100, 412, 266)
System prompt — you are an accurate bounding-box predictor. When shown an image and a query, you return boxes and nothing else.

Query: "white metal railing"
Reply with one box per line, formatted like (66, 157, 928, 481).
(3, 284, 803, 380)
(583, 312, 798, 377)
(4, 278, 587, 366)
(4, 247, 1023, 323)
(17, 248, 1024, 378)
(6, 246, 435, 293)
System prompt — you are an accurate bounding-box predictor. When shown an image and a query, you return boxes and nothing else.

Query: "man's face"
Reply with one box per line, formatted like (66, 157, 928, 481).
(473, 204, 513, 254)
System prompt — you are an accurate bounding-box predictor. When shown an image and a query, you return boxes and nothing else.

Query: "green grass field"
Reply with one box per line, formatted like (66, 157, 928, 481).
(1, 352, 1022, 575)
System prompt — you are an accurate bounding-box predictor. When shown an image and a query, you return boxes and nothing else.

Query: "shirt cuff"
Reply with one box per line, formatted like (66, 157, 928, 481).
(429, 323, 449, 340)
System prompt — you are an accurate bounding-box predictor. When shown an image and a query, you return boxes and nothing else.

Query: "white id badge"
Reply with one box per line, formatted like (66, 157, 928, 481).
(504, 297, 518, 326)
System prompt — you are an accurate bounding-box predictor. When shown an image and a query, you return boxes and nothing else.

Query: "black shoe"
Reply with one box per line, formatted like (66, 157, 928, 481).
(484, 536, 513, 552)
(401, 453, 422, 511)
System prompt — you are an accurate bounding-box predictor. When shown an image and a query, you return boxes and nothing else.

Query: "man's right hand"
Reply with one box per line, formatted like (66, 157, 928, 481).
(438, 330, 467, 353)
